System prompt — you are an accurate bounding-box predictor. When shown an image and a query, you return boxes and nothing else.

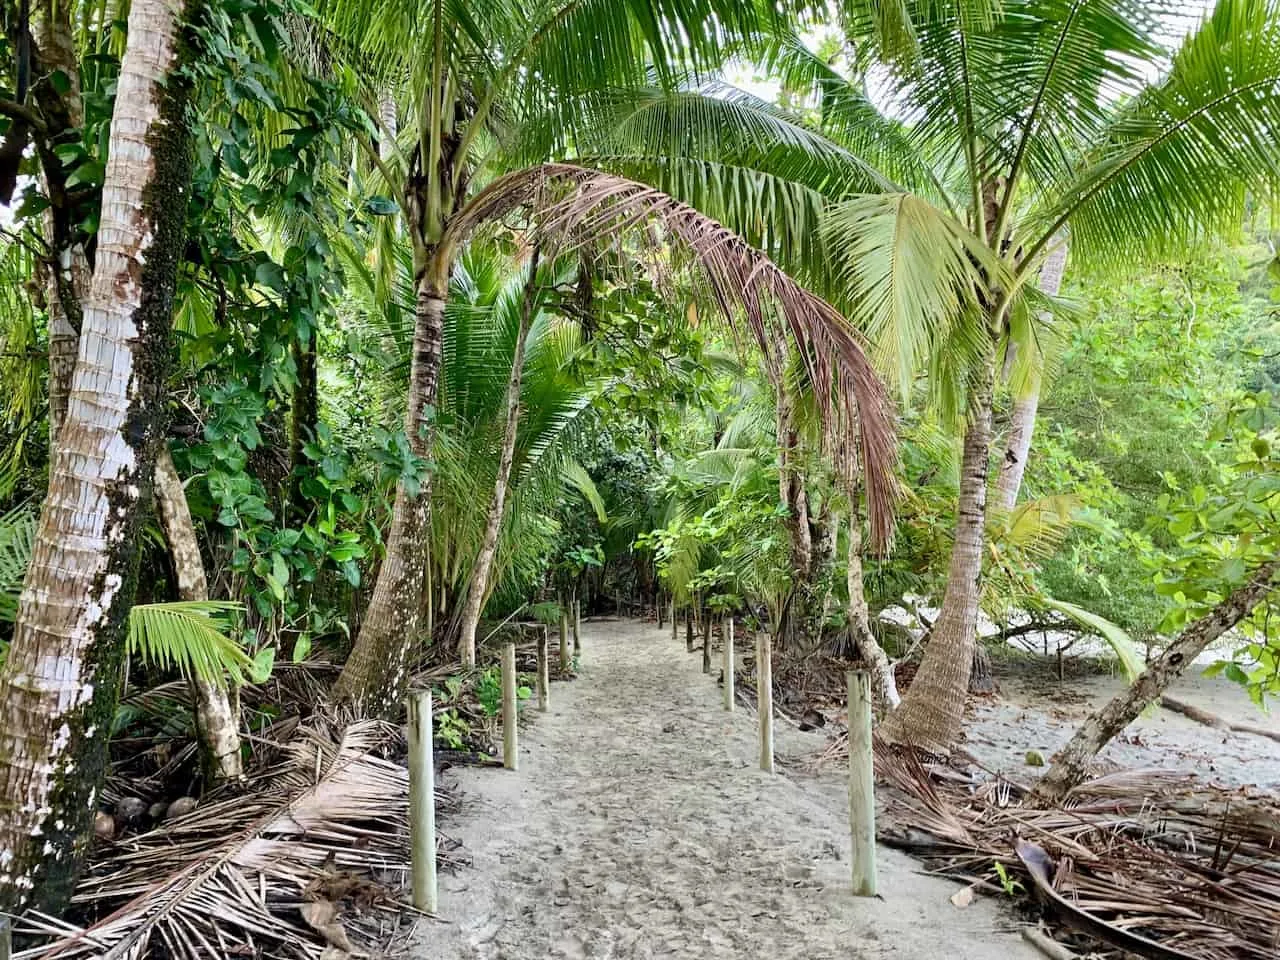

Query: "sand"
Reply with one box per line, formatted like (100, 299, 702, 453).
(415, 620, 1040, 960)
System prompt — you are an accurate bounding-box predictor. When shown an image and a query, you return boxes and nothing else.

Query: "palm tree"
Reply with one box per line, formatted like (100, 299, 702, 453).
(318, 0, 900, 712)
(0, 0, 202, 914)
(583, 0, 1280, 751)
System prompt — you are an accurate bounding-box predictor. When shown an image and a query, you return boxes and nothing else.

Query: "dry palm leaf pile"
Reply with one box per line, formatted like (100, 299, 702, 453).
(865, 742, 1280, 959)
(15, 718, 464, 959)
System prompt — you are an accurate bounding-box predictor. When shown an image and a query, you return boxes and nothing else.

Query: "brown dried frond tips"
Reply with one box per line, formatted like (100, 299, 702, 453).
(447, 163, 901, 549)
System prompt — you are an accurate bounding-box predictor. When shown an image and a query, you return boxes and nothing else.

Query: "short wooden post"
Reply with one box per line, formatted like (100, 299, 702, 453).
(502, 643, 518, 771)
(537, 625, 550, 711)
(407, 689, 438, 913)
(670, 600, 677, 641)
(847, 669, 877, 896)
(573, 599, 581, 655)
(685, 609, 694, 652)
(0, 916, 11, 960)
(559, 606, 570, 671)
(723, 617, 734, 712)
(701, 610, 712, 673)
(757, 632, 774, 773)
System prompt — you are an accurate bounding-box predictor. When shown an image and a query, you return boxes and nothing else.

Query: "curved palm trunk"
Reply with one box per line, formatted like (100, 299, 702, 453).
(881, 352, 996, 753)
(846, 506, 899, 710)
(332, 251, 448, 713)
(1032, 558, 1279, 805)
(154, 448, 243, 781)
(457, 250, 540, 668)
(0, 0, 196, 913)
(994, 242, 1068, 512)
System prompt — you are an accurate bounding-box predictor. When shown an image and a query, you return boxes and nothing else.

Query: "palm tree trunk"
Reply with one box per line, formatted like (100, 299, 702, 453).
(0, 0, 196, 913)
(332, 248, 449, 713)
(1032, 558, 1279, 805)
(994, 242, 1068, 512)
(154, 448, 243, 782)
(457, 249, 540, 667)
(881, 352, 996, 753)
(847, 505, 899, 710)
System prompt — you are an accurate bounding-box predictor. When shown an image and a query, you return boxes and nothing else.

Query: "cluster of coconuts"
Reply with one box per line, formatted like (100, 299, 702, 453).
(93, 795, 198, 840)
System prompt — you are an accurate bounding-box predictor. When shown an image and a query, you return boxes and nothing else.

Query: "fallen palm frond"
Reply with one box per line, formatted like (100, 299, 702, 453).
(867, 745, 1280, 960)
(16, 719, 463, 959)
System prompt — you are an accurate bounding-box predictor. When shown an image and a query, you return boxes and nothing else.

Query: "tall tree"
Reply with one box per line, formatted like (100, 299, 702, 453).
(0, 0, 201, 913)
(592, 0, 1280, 751)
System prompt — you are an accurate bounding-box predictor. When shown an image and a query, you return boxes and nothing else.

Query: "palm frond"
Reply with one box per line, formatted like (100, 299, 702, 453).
(0, 502, 36, 623)
(1041, 596, 1145, 681)
(127, 601, 251, 686)
(562, 461, 608, 523)
(446, 162, 900, 547)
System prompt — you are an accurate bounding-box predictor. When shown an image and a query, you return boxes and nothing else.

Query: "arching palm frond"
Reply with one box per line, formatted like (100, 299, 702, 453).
(127, 601, 251, 686)
(0, 503, 36, 623)
(447, 162, 900, 546)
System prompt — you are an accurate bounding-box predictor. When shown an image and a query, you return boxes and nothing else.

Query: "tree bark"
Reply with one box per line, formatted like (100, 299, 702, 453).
(457, 249, 540, 668)
(1031, 559, 1280, 805)
(332, 248, 449, 713)
(994, 241, 1068, 512)
(0, 0, 196, 913)
(846, 507, 899, 710)
(881, 350, 996, 753)
(153, 448, 243, 781)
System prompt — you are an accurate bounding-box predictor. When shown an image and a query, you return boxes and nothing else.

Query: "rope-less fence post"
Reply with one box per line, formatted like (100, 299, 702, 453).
(559, 604, 570, 672)
(847, 669, 877, 896)
(757, 632, 774, 773)
(723, 617, 734, 712)
(538, 625, 550, 711)
(502, 642, 518, 771)
(407, 689, 438, 913)
(702, 614, 712, 674)
(0, 916, 11, 960)
(670, 600, 677, 641)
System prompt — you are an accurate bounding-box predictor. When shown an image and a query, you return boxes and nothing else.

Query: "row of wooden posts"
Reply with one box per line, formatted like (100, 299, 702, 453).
(406, 603, 877, 916)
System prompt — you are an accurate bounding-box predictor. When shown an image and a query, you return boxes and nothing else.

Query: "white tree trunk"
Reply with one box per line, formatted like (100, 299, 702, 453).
(154, 448, 243, 781)
(0, 0, 194, 914)
(457, 250, 539, 667)
(994, 241, 1068, 512)
(846, 509, 899, 710)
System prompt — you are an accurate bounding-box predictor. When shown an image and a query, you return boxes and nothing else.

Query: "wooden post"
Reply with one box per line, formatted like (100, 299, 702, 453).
(407, 689, 438, 913)
(0, 916, 11, 960)
(723, 617, 734, 712)
(559, 606, 570, 672)
(502, 642, 518, 771)
(685, 609, 694, 652)
(573, 598, 581, 655)
(702, 612, 712, 673)
(847, 669, 877, 896)
(657, 594, 665, 629)
(670, 600, 677, 641)
(757, 632, 774, 773)
(537, 625, 550, 711)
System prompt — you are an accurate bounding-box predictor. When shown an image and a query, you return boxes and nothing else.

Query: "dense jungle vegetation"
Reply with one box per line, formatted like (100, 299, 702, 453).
(0, 0, 1278, 920)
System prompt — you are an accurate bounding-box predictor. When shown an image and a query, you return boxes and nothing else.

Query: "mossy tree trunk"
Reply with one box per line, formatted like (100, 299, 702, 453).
(0, 0, 198, 912)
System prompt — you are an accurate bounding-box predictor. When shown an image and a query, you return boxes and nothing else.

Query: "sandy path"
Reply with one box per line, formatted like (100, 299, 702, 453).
(417, 619, 1039, 960)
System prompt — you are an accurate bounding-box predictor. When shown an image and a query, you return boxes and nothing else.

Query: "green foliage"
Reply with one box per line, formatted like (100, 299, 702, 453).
(126, 602, 251, 686)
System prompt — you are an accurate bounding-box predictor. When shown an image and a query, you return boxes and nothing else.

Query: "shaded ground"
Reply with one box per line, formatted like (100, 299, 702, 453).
(416, 620, 1039, 960)
(964, 660, 1280, 789)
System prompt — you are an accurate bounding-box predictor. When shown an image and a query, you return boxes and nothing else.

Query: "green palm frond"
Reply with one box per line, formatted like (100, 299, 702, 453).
(562, 461, 608, 523)
(1041, 596, 1145, 681)
(991, 494, 1081, 561)
(127, 601, 251, 686)
(1026, 0, 1280, 271)
(0, 503, 36, 623)
(821, 193, 997, 399)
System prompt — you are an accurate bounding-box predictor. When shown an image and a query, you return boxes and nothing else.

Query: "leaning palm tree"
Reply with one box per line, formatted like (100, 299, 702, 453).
(319, 0, 900, 713)
(582, 0, 1280, 751)
(0, 0, 203, 915)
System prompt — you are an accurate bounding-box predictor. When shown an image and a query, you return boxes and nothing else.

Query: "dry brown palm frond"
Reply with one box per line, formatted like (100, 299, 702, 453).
(444, 162, 900, 549)
(17, 720, 454, 960)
